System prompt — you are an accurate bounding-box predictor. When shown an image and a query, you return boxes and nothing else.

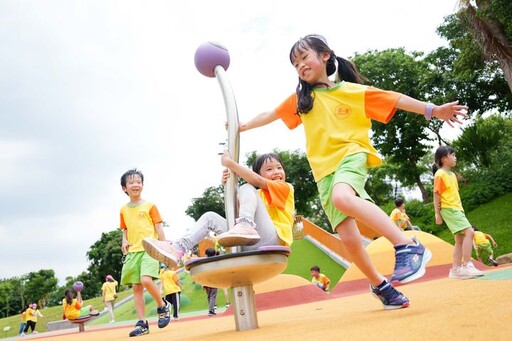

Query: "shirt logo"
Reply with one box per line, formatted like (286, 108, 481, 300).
(335, 104, 351, 119)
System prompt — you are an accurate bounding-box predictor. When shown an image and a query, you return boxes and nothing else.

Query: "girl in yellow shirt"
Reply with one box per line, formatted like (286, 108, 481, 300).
(433, 145, 484, 279)
(239, 34, 467, 310)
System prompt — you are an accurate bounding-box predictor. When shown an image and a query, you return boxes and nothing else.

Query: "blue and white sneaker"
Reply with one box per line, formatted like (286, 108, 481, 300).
(157, 301, 171, 328)
(391, 236, 432, 284)
(371, 280, 410, 310)
(129, 320, 149, 337)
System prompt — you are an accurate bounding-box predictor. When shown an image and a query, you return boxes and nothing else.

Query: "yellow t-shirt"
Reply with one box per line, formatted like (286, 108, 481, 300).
(258, 180, 295, 247)
(101, 280, 118, 302)
(62, 298, 82, 320)
(24, 308, 35, 322)
(120, 201, 162, 252)
(275, 82, 400, 182)
(473, 231, 491, 246)
(390, 208, 408, 230)
(160, 269, 181, 295)
(434, 169, 463, 210)
(312, 274, 330, 288)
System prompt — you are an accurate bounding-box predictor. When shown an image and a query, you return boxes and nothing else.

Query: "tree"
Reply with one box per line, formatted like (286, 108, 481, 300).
(185, 185, 226, 221)
(458, 0, 512, 93)
(0, 280, 13, 318)
(353, 49, 433, 202)
(86, 229, 123, 296)
(23, 269, 58, 308)
(452, 115, 512, 169)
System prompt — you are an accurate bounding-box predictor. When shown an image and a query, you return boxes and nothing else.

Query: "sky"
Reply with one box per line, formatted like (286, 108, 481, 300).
(0, 0, 463, 284)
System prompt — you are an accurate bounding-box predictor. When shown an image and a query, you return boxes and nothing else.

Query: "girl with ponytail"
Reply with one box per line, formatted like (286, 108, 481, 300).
(240, 34, 467, 310)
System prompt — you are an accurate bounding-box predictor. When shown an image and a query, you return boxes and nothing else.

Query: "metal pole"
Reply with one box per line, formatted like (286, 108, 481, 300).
(213, 64, 259, 330)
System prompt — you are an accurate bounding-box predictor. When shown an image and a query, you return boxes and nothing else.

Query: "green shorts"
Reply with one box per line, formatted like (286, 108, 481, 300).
(121, 251, 160, 285)
(78, 307, 91, 318)
(476, 243, 493, 257)
(440, 208, 471, 235)
(317, 153, 373, 231)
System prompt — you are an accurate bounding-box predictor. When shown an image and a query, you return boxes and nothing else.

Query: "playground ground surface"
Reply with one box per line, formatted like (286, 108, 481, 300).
(9, 232, 512, 341)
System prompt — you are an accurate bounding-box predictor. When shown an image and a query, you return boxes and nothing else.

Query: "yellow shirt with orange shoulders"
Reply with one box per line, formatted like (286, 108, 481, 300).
(275, 82, 400, 182)
(62, 298, 82, 320)
(390, 208, 409, 230)
(473, 231, 491, 246)
(434, 169, 463, 211)
(258, 180, 295, 247)
(120, 201, 162, 252)
(312, 274, 331, 288)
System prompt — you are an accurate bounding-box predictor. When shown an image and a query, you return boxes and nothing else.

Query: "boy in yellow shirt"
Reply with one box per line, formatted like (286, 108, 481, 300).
(119, 168, 171, 337)
(310, 265, 331, 292)
(160, 265, 183, 320)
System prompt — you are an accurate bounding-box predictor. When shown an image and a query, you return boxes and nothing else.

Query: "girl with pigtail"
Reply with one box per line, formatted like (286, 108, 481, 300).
(240, 34, 468, 310)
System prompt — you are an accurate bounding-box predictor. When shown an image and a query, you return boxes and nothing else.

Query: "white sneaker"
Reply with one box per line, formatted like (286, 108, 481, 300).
(142, 238, 184, 268)
(217, 218, 260, 247)
(463, 261, 484, 277)
(448, 266, 473, 279)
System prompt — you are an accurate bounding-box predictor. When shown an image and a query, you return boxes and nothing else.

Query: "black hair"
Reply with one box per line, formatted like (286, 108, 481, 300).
(205, 247, 216, 257)
(252, 153, 285, 175)
(432, 145, 456, 175)
(64, 289, 74, 305)
(310, 265, 320, 272)
(120, 168, 144, 194)
(394, 198, 404, 207)
(289, 34, 364, 114)
(472, 226, 479, 231)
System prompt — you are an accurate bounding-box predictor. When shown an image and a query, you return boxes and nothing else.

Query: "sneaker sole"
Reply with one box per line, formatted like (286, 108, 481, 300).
(142, 239, 178, 268)
(448, 273, 475, 279)
(370, 291, 410, 310)
(217, 235, 260, 247)
(395, 248, 432, 284)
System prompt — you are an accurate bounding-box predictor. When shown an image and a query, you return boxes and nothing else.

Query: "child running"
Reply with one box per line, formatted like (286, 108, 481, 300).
(143, 151, 295, 268)
(237, 34, 468, 309)
(119, 169, 171, 337)
(433, 146, 484, 279)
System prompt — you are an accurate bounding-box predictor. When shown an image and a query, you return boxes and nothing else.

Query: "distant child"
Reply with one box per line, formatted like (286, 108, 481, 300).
(203, 248, 218, 316)
(119, 168, 171, 337)
(433, 146, 484, 279)
(160, 264, 183, 320)
(143, 152, 295, 269)
(390, 198, 421, 231)
(236, 34, 470, 309)
(23, 303, 43, 335)
(62, 289, 99, 320)
(18, 306, 28, 335)
(472, 226, 499, 267)
(310, 265, 331, 292)
(101, 274, 118, 323)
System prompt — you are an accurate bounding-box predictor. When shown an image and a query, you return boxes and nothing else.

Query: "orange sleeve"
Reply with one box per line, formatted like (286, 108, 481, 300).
(120, 212, 127, 230)
(74, 301, 82, 310)
(262, 181, 291, 209)
(364, 87, 401, 123)
(274, 94, 302, 129)
(149, 205, 163, 225)
(434, 175, 446, 194)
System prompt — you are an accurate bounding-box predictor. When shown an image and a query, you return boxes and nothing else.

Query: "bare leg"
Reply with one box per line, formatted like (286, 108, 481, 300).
(141, 276, 165, 307)
(132, 284, 146, 321)
(332, 183, 412, 246)
(460, 227, 474, 264)
(336, 218, 386, 287)
(452, 234, 464, 267)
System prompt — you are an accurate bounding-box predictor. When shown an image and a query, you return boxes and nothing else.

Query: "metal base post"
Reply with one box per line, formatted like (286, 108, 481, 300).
(232, 285, 258, 331)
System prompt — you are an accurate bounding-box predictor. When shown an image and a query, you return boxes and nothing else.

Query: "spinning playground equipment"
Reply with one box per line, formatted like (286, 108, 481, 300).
(188, 42, 290, 331)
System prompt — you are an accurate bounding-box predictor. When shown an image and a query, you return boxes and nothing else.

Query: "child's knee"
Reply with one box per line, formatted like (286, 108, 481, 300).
(331, 190, 355, 211)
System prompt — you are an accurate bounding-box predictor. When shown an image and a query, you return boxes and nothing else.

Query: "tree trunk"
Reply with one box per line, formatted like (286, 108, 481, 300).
(460, 0, 512, 93)
(415, 173, 430, 203)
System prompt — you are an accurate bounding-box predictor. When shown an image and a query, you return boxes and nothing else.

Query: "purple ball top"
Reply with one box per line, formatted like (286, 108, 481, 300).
(194, 41, 230, 77)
